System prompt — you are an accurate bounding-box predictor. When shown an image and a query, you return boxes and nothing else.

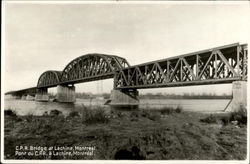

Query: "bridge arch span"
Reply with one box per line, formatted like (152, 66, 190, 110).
(37, 70, 62, 88)
(60, 53, 130, 84)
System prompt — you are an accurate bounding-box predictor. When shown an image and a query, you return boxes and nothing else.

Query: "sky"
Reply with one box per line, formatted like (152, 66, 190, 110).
(3, 2, 250, 95)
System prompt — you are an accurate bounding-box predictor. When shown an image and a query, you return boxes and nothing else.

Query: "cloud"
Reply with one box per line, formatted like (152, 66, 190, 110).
(3, 3, 250, 94)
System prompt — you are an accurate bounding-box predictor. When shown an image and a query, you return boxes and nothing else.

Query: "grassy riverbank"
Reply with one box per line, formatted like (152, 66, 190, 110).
(4, 106, 247, 160)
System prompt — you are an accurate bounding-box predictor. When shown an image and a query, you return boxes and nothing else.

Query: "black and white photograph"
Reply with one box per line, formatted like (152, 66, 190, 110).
(1, 1, 249, 163)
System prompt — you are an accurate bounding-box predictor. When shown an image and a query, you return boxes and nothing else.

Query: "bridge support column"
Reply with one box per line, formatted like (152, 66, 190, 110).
(15, 95, 22, 99)
(225, 81, 247, 112)
(21, 95, 27, 100)
(26, 95, 35, 101)
(108, 89, 139, 108)
(35, 88, 49, 102)
(56, 85, 76, 103)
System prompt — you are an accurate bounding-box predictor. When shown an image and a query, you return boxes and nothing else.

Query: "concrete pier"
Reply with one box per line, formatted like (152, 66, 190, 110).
(56, 85, 76, 103)
(35, 88, 49, 102)
(5, 94, 21, 99)
(26, 95, 35, 101)
(15, 95, 22, 99)
(21, 95, 27, 100)
(225, 81, 247, 112)
(108, 89, 139, 108)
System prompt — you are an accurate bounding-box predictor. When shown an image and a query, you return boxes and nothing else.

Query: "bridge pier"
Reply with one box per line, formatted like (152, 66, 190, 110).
(225, 81, 247, 112)
(35, 88, 49, 102)
(56, 85, 76, 103)
(14, 95, 22, 99)
(26, 95, 35, 101)
(108, 89, 139, 108)
(21, 95, 27, 100)
(11, 94, 21, 99)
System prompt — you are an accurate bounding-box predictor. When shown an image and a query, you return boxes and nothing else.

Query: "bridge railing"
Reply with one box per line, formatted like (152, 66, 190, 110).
(114, 43, 248, 89)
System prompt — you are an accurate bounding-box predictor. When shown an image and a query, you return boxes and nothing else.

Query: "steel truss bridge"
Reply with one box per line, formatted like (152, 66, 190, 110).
(5, 43, 248, 96)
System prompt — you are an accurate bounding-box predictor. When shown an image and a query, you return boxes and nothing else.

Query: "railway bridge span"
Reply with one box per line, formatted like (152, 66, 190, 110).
(5, 43, 248, 111)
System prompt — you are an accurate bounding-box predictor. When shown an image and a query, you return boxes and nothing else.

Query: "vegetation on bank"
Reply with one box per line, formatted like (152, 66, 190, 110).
(4, 106, 247, 160)
(200, 105, 247, 126)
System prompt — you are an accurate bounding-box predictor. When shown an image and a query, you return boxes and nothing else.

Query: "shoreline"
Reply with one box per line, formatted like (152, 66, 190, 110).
(4, 107, 247, 160)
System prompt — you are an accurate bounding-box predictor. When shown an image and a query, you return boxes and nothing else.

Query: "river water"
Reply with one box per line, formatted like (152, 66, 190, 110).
(4, 98, 231, 116)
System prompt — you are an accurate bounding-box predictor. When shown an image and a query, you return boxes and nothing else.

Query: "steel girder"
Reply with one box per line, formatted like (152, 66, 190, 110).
(37, 70, 62, 88)
(5, 87, 37, 96)
(60, 53, 129, 85)
(5, 43, 248, 95)
(35, 54, 130, 88)
(114, 43, 248, 89)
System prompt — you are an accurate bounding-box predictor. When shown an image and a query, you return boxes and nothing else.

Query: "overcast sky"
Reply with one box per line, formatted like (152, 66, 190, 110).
(3, 2, 250, 95)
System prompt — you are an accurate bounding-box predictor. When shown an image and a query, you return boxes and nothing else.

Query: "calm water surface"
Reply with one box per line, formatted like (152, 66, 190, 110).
(4, 98, 231, 116)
